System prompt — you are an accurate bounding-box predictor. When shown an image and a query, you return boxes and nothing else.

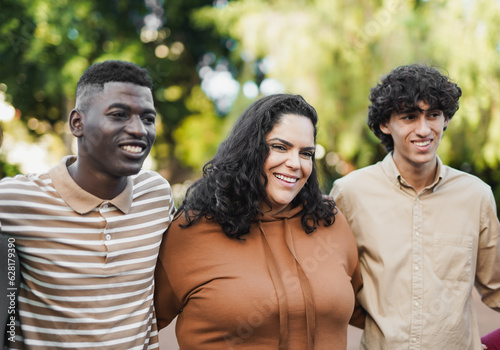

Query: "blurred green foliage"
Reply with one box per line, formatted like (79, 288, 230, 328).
(2, 0, 500, 212)
(0, 0, 226, 183)
(193, 0, 500, 205)
(0, 160, 21, 179)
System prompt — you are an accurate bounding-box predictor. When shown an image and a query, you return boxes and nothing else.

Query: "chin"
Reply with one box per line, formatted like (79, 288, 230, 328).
(273, 199, 295, 209)
(115, 165, 144, 177)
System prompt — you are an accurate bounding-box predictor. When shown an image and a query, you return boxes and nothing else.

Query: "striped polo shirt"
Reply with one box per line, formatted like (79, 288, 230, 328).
(0, 156, 174, 349)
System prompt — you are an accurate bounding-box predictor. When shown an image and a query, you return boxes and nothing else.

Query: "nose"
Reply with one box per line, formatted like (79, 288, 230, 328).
(285, 152, 301, 170)
(415, 116, 431, 136)
(125, 115, 147, 138)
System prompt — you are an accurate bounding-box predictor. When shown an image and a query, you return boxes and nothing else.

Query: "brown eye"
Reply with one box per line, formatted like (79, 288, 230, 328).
(142, 115, 156, 125)
(111, 111, 127, 118)
(271, 144, 286, 151)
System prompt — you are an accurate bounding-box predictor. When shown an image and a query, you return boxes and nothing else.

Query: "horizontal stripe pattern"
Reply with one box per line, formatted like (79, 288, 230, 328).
(0, 163, 174, 350)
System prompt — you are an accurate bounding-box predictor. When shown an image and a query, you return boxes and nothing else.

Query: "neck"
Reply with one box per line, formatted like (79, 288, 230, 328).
(259, 202, 292, 218)
(393, 156, 438, 194)
(67, 160, 127, 200)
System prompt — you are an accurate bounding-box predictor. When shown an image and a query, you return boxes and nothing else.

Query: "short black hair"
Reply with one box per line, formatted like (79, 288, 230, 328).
(75, 60, 153, 112)
(367, 64, 462, 152)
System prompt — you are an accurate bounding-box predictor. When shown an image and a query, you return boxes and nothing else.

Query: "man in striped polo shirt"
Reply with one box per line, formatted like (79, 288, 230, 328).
(0, 60, 174, 349)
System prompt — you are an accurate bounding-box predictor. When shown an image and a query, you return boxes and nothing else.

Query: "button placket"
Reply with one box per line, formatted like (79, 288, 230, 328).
(410, 196, 423, 349)
(99, 202, 112, 246)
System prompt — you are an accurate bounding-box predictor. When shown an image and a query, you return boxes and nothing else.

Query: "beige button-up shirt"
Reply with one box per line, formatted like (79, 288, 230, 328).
(331, 153, 500, 350)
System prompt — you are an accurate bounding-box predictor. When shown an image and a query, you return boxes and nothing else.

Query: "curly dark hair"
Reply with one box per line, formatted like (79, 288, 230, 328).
(179, 94, 337, 239)
(75, 60, 153, 112)
(367, 64, 462, 152)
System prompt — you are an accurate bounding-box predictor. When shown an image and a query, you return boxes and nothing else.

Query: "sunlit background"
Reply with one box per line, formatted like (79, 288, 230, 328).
(2, 1, 500, 347)
(2, 0, 500, 207)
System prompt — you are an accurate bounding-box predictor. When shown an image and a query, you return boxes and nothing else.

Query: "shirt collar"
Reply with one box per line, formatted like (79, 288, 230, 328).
(49, 156, 133, 214)
(381, 152, 445, 192)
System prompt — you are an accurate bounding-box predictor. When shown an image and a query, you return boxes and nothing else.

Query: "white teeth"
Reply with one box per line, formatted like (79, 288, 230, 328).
(121, 145, 143, 153)
(414, 141, 431, 147)
(275, 174, 298, 183)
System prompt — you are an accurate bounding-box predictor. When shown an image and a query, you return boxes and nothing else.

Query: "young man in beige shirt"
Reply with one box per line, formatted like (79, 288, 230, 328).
(331, 64, 500, 349)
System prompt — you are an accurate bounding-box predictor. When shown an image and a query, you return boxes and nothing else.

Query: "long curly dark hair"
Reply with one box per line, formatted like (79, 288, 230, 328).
(368, 64, 462, 152)
(178, 94, 336, 239)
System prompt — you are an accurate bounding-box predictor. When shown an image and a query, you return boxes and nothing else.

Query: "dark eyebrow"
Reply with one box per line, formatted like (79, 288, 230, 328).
(399, 105, 441, 114)
(268, 137, 293, 146)
(267, 137, 315, 151)
(302, 146, 316, 152)
(108, 103, 131, 111)
(398, 108, 418, 114)
(107, 103, 156, 115)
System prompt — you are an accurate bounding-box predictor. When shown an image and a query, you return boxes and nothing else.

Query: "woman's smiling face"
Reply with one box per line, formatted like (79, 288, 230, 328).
(262, 113, 315, 215)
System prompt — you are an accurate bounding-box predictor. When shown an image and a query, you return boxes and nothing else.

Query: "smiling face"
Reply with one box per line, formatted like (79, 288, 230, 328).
(380, 100, 449, 175)
(71, 81, 156, 179)
(262, 114, 315, 215)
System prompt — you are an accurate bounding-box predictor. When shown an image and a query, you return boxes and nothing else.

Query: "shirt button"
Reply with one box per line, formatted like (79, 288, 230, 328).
(415, 231, 421, 237)
(105, 234, 111, 241)
(410, 337, 417, 343)
(102, 203, 109, 209)
(414, 301, 420, 307)
(414, 265, 420, 271)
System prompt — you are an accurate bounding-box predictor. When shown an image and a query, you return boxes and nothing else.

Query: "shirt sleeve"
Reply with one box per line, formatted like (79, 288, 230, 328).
(334, 206, 366, 329)
(475, 189, 500, 311)
(349, 259, 366, 329)
(329, 181, 341, 203)
(154, 226, 183, 329)
(169, 188, 175, 222)
(330, 180, 349, 218)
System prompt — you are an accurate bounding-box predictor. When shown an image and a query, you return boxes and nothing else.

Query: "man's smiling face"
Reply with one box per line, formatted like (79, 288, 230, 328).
(75, 81, 156, 179)
(380, 100, 449, 172)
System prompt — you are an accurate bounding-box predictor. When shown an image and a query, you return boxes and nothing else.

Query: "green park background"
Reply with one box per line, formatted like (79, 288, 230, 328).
(2, 0, 500, 210)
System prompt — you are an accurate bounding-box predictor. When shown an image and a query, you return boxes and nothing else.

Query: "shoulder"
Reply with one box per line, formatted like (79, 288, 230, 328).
(0, 171, 51, 195)
(313, 208, 358, 264)
(133, 169, 170, 184)
(334, 163, 383, 188)
(439, 166, 497, 213)
(313, 208, 355, 243)
(0, 171, 48, 184)
(331, 163, 385, 202)
(331, 208, 355, 240)
(167, 212, 217, 239)
(161, 213, 227, 258)
(131, 170, 172, 194)
(442, 165, 492, 194)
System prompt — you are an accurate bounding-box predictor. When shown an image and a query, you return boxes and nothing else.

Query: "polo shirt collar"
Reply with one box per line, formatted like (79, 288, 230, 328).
(49, 156, 133, 214)
(381, 152, 445, 192)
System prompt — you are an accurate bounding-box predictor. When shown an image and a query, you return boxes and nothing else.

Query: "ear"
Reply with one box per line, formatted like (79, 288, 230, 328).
(69, 109, 84, 137)
(379, 121, 391, 135)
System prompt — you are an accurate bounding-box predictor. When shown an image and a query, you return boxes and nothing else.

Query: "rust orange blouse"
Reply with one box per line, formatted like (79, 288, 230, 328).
(154, 206, 363, 349)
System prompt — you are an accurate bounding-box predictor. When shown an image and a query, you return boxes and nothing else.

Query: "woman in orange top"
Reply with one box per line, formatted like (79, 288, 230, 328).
(155, 94, 364, 349)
